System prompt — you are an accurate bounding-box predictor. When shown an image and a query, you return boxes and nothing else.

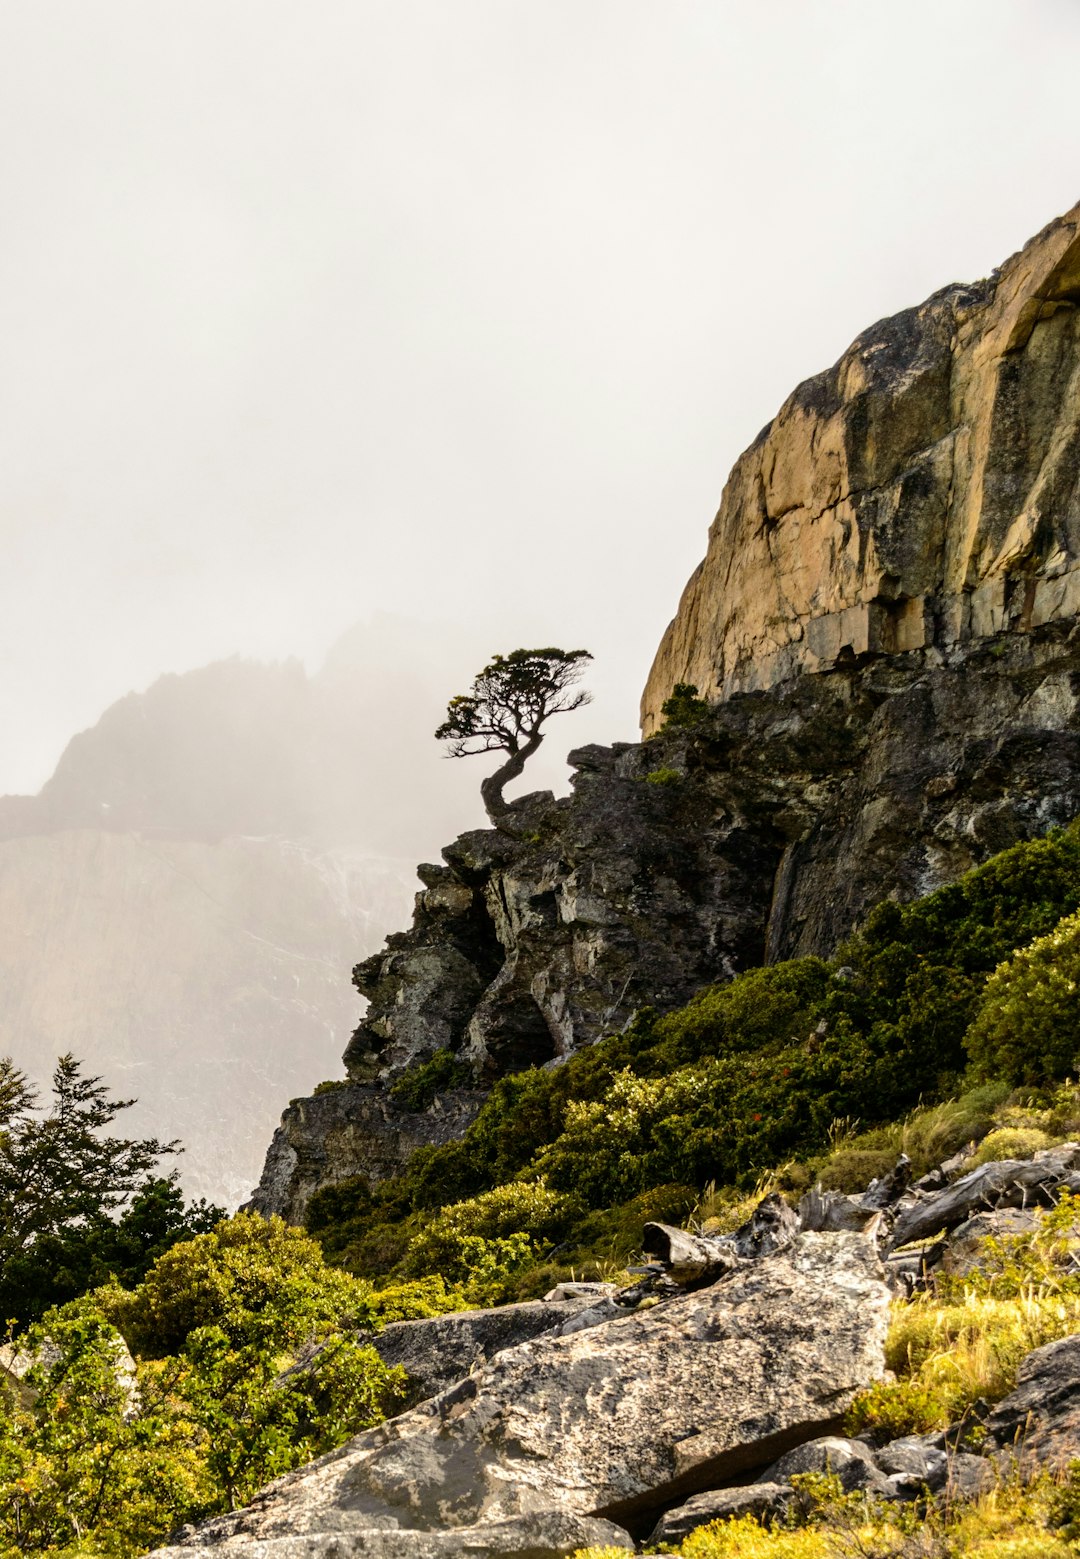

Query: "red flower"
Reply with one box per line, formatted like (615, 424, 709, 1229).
(752, 1112, 762, 1122)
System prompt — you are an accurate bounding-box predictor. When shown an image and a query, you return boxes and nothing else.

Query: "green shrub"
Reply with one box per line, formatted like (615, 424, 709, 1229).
(970, 1127, 1055, 1167)
(390, 1048, 473, 1111)
(644, 765, 682, 786)
(104, 1211, 357, 1359)
(401, 1181, 576, 1289)
(657, 681, 710, 730)
(966, 909, 1080, 1085)
(814, 1148, 899, 1193)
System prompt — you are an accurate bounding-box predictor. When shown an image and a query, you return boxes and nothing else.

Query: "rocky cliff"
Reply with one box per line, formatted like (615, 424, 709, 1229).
(251, 618, 1080, 1222)
(251, 203, 1080, 1224)
(642, 200, 1080, 731)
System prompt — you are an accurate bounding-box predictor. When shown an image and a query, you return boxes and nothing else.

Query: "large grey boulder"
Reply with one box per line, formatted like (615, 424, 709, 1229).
(161, 1232, 888, 1552)
(369, 1297, 620, 1409)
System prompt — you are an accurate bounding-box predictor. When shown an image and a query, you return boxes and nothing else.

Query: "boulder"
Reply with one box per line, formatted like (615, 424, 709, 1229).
(163, 1232, 888, 1549)
(155, 1509, 633, 1559)
(369, 1297, 618, 1409)
(986, 1333, 1080, 1469)
(757, 1434, 889, 1496)
(646, 1484, 794, 1547)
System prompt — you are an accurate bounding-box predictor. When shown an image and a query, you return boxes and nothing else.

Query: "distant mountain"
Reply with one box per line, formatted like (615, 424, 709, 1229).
(0, 617, 493, 1204)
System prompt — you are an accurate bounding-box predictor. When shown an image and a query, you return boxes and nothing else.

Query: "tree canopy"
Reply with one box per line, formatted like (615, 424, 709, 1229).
(435, 647, 591, 822)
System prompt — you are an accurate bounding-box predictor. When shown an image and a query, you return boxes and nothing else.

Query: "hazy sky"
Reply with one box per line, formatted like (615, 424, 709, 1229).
(3, 1, 1080, 797)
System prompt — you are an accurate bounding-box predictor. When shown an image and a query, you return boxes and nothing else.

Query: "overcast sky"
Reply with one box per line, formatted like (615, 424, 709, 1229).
(3, 0, 1080, 798)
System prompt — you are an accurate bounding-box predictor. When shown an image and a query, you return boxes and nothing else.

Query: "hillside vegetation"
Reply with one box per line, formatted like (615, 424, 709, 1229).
(307, 820, 1080, 1302)
(9, 821, 1080, 1555)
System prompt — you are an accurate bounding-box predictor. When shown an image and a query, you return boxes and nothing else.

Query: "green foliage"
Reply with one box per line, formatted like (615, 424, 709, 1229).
(0, 1213, 459, 1556)
(0, 1297, 205, 1557)
(435, 647, 592, 758)
(967, 908, 1080, 1085)
(400, 1182, 577, 1302)
(311, 1078, 347, 1096)
(104, 1211, 360, 1360)
(644, 765, 681, 785)
(970, 1126, 1055, 1167)
(658, 681, 710, 730)
(0, 1056, 219, 1332)
(389, 1049, 473, 1112)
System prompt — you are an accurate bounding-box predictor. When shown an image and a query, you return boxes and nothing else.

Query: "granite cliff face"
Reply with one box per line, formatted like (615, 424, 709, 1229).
(252, 204, 1080, 1223)
(642, 200, 1080, 731)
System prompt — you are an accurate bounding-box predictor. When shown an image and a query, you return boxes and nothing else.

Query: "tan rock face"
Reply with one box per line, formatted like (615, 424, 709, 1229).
(642, 202, 1080, 734)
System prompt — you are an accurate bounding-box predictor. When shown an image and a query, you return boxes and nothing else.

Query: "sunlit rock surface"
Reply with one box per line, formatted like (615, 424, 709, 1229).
(642, 200, 1080, 732)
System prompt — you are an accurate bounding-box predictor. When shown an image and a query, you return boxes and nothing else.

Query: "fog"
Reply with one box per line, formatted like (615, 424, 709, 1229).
(3, 1, 1080, 806)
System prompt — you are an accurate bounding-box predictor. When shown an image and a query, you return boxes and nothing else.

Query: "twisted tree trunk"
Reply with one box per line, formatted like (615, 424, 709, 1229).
(481, 732, 544, 825)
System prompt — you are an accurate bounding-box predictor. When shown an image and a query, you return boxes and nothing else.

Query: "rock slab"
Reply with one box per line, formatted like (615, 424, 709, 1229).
(163, 1232, 888, 1552)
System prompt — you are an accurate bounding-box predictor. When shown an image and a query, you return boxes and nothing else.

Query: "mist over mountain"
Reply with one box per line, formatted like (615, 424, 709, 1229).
(0, 616, 535, 1204)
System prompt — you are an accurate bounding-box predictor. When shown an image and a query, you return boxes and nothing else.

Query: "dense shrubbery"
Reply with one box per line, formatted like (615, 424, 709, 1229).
(309, 821, 1080, 1295)
(0, 1214, 452, 1556)
(967, 907, 1080, 1085)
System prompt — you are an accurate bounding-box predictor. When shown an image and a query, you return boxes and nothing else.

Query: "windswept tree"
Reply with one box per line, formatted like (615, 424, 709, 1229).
(436, 648, 592, 823)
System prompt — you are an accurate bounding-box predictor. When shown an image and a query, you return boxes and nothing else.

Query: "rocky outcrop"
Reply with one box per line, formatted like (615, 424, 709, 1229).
(156, 1231, 889, 1554)
(642, 200, 1080, 732)
(253, 619, 1080, 1218)
(249, 1084, 486, 1228)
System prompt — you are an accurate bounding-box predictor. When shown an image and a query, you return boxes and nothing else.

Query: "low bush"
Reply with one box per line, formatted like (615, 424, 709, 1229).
(389, 1048, 473, 1111)
(400, 1181, 577, 1301)
(970, 1127, 1055, 1167)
